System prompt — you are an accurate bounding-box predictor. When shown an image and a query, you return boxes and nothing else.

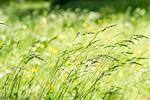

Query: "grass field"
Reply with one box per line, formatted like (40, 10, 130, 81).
(0, 1, 150, 100)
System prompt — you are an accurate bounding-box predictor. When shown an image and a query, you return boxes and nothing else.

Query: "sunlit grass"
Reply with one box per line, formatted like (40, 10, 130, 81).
(0, 2, 150, 99)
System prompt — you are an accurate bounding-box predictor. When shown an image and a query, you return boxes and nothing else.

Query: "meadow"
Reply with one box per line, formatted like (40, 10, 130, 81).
(0, 0, 150, 99)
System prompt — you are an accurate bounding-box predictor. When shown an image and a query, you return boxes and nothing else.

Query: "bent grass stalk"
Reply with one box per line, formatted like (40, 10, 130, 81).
(0, 25, 148, 99)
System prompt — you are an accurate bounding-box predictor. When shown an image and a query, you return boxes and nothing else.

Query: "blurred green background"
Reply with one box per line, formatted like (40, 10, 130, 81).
(0, 0, 150, 100)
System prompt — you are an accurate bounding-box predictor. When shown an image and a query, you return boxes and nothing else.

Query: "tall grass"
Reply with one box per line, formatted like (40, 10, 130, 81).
(0, 23, 148, 99)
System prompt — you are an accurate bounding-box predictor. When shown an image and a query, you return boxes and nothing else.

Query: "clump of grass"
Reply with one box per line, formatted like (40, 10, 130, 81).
(0, 24, 149, 100)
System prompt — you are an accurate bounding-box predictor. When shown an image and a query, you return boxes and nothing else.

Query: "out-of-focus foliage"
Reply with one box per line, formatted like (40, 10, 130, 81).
(0, 0, 150, 9)
(0, 0, 150, 99)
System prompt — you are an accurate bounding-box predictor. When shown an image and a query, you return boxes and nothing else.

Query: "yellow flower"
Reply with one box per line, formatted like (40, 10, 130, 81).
(32, 67, 39, 73)
(147, 46, 150, 51)
(49, 63, 55, 68)
(83, 23, 93, 31)
(26, 74, 32, 78)
(118, 72, 123, 78)
(133, 49, 142, 54)
(106, 36, 112, 41)
(63, 73, 68, 78)
(49, 47, 58, 55)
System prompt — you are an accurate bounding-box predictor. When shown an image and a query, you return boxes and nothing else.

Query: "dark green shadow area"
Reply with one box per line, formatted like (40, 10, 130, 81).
(53, 0, 150, 12)
(0, 0, 150, 20)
